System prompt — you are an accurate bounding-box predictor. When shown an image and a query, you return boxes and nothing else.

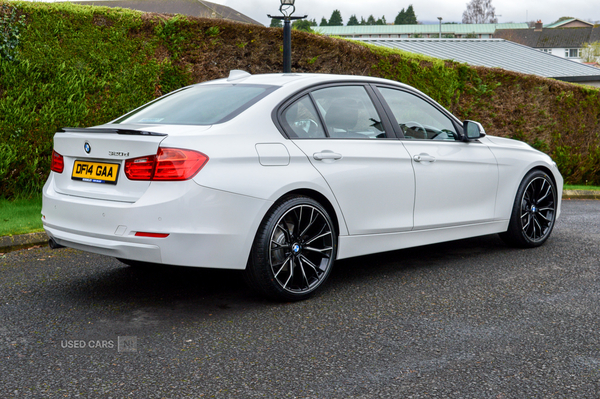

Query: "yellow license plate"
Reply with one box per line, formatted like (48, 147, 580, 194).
(71, 160, 120, 184)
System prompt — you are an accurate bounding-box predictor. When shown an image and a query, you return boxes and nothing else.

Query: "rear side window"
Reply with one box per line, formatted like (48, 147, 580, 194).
(282, 95, 327, 138)
(114, 84, 277, 125)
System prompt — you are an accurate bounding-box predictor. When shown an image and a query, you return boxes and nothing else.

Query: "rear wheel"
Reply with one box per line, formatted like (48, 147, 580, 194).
(499, 170, 557, 248)
(245, 196, 337, 301)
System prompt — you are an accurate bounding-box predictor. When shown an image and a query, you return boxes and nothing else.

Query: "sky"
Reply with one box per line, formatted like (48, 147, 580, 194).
(212, 0, 599, 26)
(33, 0, 599, 26)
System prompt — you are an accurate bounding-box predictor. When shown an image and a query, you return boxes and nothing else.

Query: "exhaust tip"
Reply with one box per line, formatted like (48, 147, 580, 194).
(48, 238, 65, 250)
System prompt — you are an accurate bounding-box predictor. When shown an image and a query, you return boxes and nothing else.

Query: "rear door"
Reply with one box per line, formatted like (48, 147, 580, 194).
(279, 84, 415, 235)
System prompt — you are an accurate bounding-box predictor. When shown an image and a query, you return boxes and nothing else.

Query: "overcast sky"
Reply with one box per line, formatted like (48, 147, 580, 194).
(33, 1, 599, 26)
(212, 0, 598, 26)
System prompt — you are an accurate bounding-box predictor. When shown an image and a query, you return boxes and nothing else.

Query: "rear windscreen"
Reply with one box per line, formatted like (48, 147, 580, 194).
(114, 84, 277, 125)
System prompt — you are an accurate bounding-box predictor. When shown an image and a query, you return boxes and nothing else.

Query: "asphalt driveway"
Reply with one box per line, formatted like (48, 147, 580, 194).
(1, 200, 599, 398)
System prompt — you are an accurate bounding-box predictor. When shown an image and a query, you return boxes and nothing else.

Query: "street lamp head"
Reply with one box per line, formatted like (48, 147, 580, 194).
(437, 17, 442, 21)
(280, 0, 295, 17)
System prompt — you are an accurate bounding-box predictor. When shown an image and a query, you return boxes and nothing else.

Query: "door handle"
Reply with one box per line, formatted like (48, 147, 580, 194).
(313, 151, 342, 161)
(413, 153, 436, 163)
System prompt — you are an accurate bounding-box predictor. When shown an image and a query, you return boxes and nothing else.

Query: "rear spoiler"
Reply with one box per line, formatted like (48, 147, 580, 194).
(59, 127, 167, 137)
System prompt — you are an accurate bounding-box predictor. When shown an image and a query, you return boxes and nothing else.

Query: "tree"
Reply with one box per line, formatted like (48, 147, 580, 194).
(319, 17, 328, 26)
(395, 5, 418, 25)
(270, 18, 282, 28)
(376, 16, 387, 25)
(462, 0, 497, 24)
(347, 14, 360, 26)
(359, 16, 367, 25)
(581, 41, 600, 63)
(552, 16, 574, 25)
(395, 8, 406, 25)
(328, 9, 343, 26)
(404, 5, 418, 24)
(366, 15, 377, 25)
(292, 19, 313, 32)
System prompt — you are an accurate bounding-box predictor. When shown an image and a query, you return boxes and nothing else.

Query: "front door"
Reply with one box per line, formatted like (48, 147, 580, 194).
(375, 86, 499, 230)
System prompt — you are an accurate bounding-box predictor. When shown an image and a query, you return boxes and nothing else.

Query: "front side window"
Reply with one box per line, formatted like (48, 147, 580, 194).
(377, 87, 459, 141)
(114, 84, 276, 125)
(311, 86, 387, 139)
(566, 48, 581, 58)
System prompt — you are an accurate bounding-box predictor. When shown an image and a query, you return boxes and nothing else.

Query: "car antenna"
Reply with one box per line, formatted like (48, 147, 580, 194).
(227, 70, 252, 82)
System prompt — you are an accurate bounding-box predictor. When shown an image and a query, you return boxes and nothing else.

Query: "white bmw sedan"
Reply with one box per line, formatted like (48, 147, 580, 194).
(42, 71, 563, 301)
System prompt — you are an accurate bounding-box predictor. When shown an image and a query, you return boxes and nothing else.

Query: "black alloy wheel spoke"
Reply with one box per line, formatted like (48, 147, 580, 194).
(299, 208, 317, 238)
(299, 254, 320, 275)
(297, 257, 311, 288)
(273, 255, 292, 279)
(282, 257, 295, 289)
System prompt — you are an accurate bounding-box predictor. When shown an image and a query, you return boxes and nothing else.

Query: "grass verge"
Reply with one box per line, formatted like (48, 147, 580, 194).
(564, 184, 600, 191)
(0, 195, 43, 236)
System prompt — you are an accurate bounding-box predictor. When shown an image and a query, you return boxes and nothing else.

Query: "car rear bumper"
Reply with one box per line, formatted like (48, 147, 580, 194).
(42, 178, 270, 269)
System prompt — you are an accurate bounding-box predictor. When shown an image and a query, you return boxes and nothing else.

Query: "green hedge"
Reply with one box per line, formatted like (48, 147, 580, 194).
(0, 1, 191, 198)
(1, 1, 599, 199)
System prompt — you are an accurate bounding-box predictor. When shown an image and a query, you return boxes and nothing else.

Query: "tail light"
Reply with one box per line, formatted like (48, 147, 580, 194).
(51, 150, 64, 173)
(125, 148, 208, 181)
(135, 232, 170, 238)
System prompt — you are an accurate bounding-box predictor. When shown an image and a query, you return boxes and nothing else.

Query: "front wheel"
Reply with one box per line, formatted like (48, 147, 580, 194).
(499, 169, 557, 248)
(245, 196, 337, 301)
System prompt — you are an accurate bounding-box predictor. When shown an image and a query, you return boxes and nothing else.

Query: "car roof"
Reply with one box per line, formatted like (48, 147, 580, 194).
(202, 72, 410, 90)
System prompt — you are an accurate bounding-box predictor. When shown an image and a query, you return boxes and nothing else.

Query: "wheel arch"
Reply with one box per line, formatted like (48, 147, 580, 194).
(245, 189, 341, 301)
(275, 188, 343, 238)
(499, 165, 559, 247)
(529, 165, 557, 188)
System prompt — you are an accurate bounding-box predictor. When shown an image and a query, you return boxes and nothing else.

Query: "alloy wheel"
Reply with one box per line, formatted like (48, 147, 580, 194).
(520, 176, 556, 243)
(269, 204, 334, 294)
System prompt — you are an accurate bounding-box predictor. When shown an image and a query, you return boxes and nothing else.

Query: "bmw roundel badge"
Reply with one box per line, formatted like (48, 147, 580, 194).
(84, 142, 91, 154)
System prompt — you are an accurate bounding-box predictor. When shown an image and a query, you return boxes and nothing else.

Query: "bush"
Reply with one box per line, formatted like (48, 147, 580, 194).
(1, 0, 599, 199)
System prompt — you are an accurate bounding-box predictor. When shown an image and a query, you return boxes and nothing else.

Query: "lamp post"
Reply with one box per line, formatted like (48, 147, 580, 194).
(437, 17, 442, 39)
(268, 0, 307, 73)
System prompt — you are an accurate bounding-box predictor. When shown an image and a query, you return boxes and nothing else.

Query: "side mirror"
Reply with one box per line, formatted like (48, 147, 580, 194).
(462, 120, 486, 141)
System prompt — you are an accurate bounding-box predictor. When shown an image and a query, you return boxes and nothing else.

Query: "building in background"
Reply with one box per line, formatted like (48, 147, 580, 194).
(543, 18, 594, 29)
(315, 23, 528, 39)
(495, 21, 600, 63)
(358, 38, 600, 87)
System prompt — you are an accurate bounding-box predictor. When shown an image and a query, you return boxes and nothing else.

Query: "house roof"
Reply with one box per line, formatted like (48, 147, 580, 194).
(315, 23, 528, 36)
(69, 0, 262, 25)
(544, 18, 594, 29)
(357, 38, 600, 81)
(495, 26, 600, 49)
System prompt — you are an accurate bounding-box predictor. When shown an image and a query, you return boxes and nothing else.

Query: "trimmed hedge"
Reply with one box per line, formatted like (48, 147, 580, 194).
(1, 1, 599, 199)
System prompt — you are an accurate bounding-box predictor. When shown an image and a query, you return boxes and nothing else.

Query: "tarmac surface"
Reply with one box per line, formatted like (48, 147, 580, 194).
(0, 200, 599, 397)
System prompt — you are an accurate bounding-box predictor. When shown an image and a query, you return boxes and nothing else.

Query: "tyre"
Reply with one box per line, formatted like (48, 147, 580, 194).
(499, 169, 557, 248)
(245, 196, 337, 301)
